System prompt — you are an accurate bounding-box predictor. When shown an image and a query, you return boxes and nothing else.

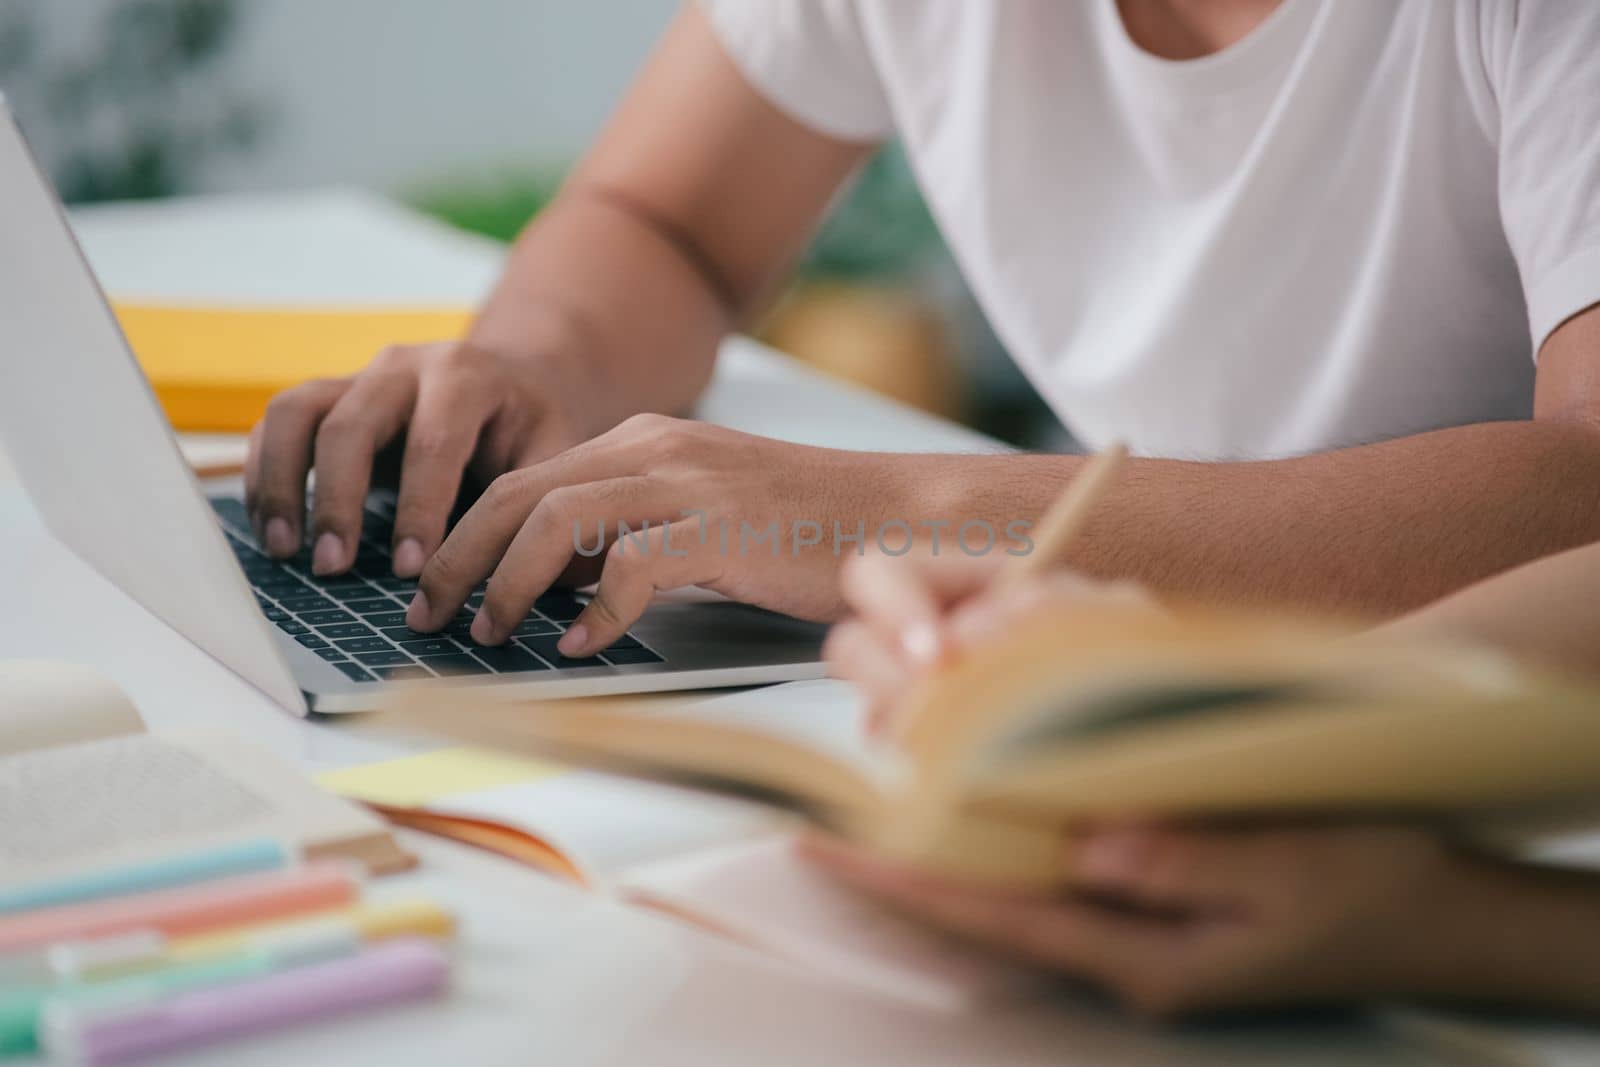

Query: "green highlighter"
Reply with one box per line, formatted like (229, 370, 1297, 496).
(0, 993, 39, 1056)
(0, 935, 350, 1055)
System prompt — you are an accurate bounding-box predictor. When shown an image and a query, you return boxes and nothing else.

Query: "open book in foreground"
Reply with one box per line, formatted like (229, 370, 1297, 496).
(0, 660, 411, 889)
(377, 607, 1600, 888)
(371, 608, 1600, 1009)
(332, 681, 1027, 1010)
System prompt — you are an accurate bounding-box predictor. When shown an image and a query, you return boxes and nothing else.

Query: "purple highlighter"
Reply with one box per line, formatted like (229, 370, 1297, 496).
(45, 938, 451, 1066)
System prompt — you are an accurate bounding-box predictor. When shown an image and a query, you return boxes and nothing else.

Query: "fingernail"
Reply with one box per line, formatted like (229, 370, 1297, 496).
(312, 532, 345, 576)
(470, 612, 499, 646)
(558, 623, 589, 657)
(1075, 832, 1144, 882)
(264, 517, 297, 558)
(405, 589, 430, 629)
(392, 538, 425, 578)
(901, 621, 943, 665)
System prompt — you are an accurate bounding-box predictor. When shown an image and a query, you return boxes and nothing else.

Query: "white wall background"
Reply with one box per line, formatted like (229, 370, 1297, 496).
(4, 0, 679, 195)
(206, 0, 677, 191)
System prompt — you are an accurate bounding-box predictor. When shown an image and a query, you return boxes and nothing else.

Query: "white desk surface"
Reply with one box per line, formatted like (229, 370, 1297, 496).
(0, 188, 1504, 1065)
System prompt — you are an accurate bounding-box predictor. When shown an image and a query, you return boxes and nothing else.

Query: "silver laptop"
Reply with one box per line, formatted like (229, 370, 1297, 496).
(0, 103, 825, 715)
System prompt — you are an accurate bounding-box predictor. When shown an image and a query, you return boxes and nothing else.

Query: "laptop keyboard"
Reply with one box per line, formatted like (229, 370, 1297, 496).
(208, 495, 663, 684)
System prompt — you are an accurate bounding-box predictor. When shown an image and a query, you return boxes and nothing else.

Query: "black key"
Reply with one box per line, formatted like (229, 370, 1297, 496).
(228, 541, 266, 564)
(324, 582, 381, 601)
(336, 636, 394, 654)
(417, 654, 492, 677)
(314, 647, 347, 662)
(396, 637, 459, 657)
(278, 595, 336, 614)
(364, 612, 409, 628)
(209, 497, 250, 527)
(301, 572, 367, 592)
(515, 634, 565, 660)
(606, 632, 642, 649)
(373, 664, 432, 681)
(253, 576, 309, 597)
(355, 649, 414, 666)
(511, 617, 560, 637)
(602, 646, 664, 666)
(443, 615, 476, 639)
(295, 633, 330, 648)
(317, 622, 375, 639)
(517, 635, 602, 669)
(535, 593, 585, 621)
(251, 572, 307, 588)
(398, 631, 477, 654)
(380, 626, 428, 643)
(472, 644, 549, 673)
(333, 661, 375, 682)
(260, 605, 290, 622)
(302, 610, 356, 627)
(465, 592, 485, 609)
(242, 566, 286, 586)
(370, 578, 416, 595)
(277, 550, 316, 575)
(345, 598, 396, 616)
(276, 619, 311, 636)
(352, 558, 395, 581)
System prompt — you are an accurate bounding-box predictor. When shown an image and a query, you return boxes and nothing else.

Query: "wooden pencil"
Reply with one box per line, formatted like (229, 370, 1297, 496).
(992, 441, 1128, 594)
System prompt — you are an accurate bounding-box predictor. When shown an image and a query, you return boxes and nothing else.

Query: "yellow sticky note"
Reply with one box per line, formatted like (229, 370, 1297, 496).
(113, 303, 474, 432)
(318, 747, 562, 808)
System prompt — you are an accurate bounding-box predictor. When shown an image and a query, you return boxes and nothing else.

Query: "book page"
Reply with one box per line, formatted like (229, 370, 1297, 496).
(0, 729, 402, 886)
(0, 660, 143, 756)
(450, 771, 780, 883)
(372, 680, 878, 883)
(618, 835, 1037, 1012)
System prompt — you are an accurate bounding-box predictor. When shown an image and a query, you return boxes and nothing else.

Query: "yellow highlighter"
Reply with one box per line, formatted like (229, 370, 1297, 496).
(48, 898, 454, 983)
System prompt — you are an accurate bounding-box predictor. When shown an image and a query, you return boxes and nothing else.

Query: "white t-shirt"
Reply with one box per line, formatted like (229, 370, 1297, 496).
(701, 0, 1600, 461)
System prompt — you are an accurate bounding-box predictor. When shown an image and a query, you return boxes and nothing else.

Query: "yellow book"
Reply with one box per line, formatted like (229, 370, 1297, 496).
(112, 303, 474, 432)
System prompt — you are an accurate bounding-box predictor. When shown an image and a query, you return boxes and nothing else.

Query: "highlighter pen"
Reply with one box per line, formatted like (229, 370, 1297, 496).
(55, 898, 456, 981)
(0, 900, 453, 1055)
(1, 934, 329, 1056)
(42, 939, 452, 1067)
(0, 862, 360, 957)
(0, 840, 291, 917)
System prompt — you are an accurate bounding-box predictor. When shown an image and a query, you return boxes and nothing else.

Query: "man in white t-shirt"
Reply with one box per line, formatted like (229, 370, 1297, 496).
(247, 0, 1600, 656)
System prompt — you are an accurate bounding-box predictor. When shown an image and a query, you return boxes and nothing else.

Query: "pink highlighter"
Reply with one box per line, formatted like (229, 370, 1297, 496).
(0, 862, 360, 956)
(43, 938, 452, 1066)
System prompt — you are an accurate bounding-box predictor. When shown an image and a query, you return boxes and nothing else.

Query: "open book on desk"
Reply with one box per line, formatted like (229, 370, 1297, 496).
(372, 609, 1600, 1007)
(326, 681, 1029, 1010)
(0, 660, 412, 889)
(380, 609, 1600, 882)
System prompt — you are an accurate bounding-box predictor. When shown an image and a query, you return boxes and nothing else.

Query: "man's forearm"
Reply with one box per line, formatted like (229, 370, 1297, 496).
(466, 184, 734, 438)
(1376, 541, 1600, 675)
(946, 420, 1600, 617)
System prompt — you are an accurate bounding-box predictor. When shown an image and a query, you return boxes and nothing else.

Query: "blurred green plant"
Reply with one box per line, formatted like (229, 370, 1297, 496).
(0, 0, 266, 202)
(408, 166, 566, 245)
(799, 144, 943, 281)
(407, 144, 945, 282)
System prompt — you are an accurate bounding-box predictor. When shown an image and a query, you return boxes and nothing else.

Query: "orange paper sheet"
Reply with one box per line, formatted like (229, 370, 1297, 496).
(113, 303, 474, 432)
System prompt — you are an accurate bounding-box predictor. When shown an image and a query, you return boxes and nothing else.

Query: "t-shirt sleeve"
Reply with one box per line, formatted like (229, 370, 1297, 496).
(1484, 0, 1600, 355)
(697, 0, 895, 142)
